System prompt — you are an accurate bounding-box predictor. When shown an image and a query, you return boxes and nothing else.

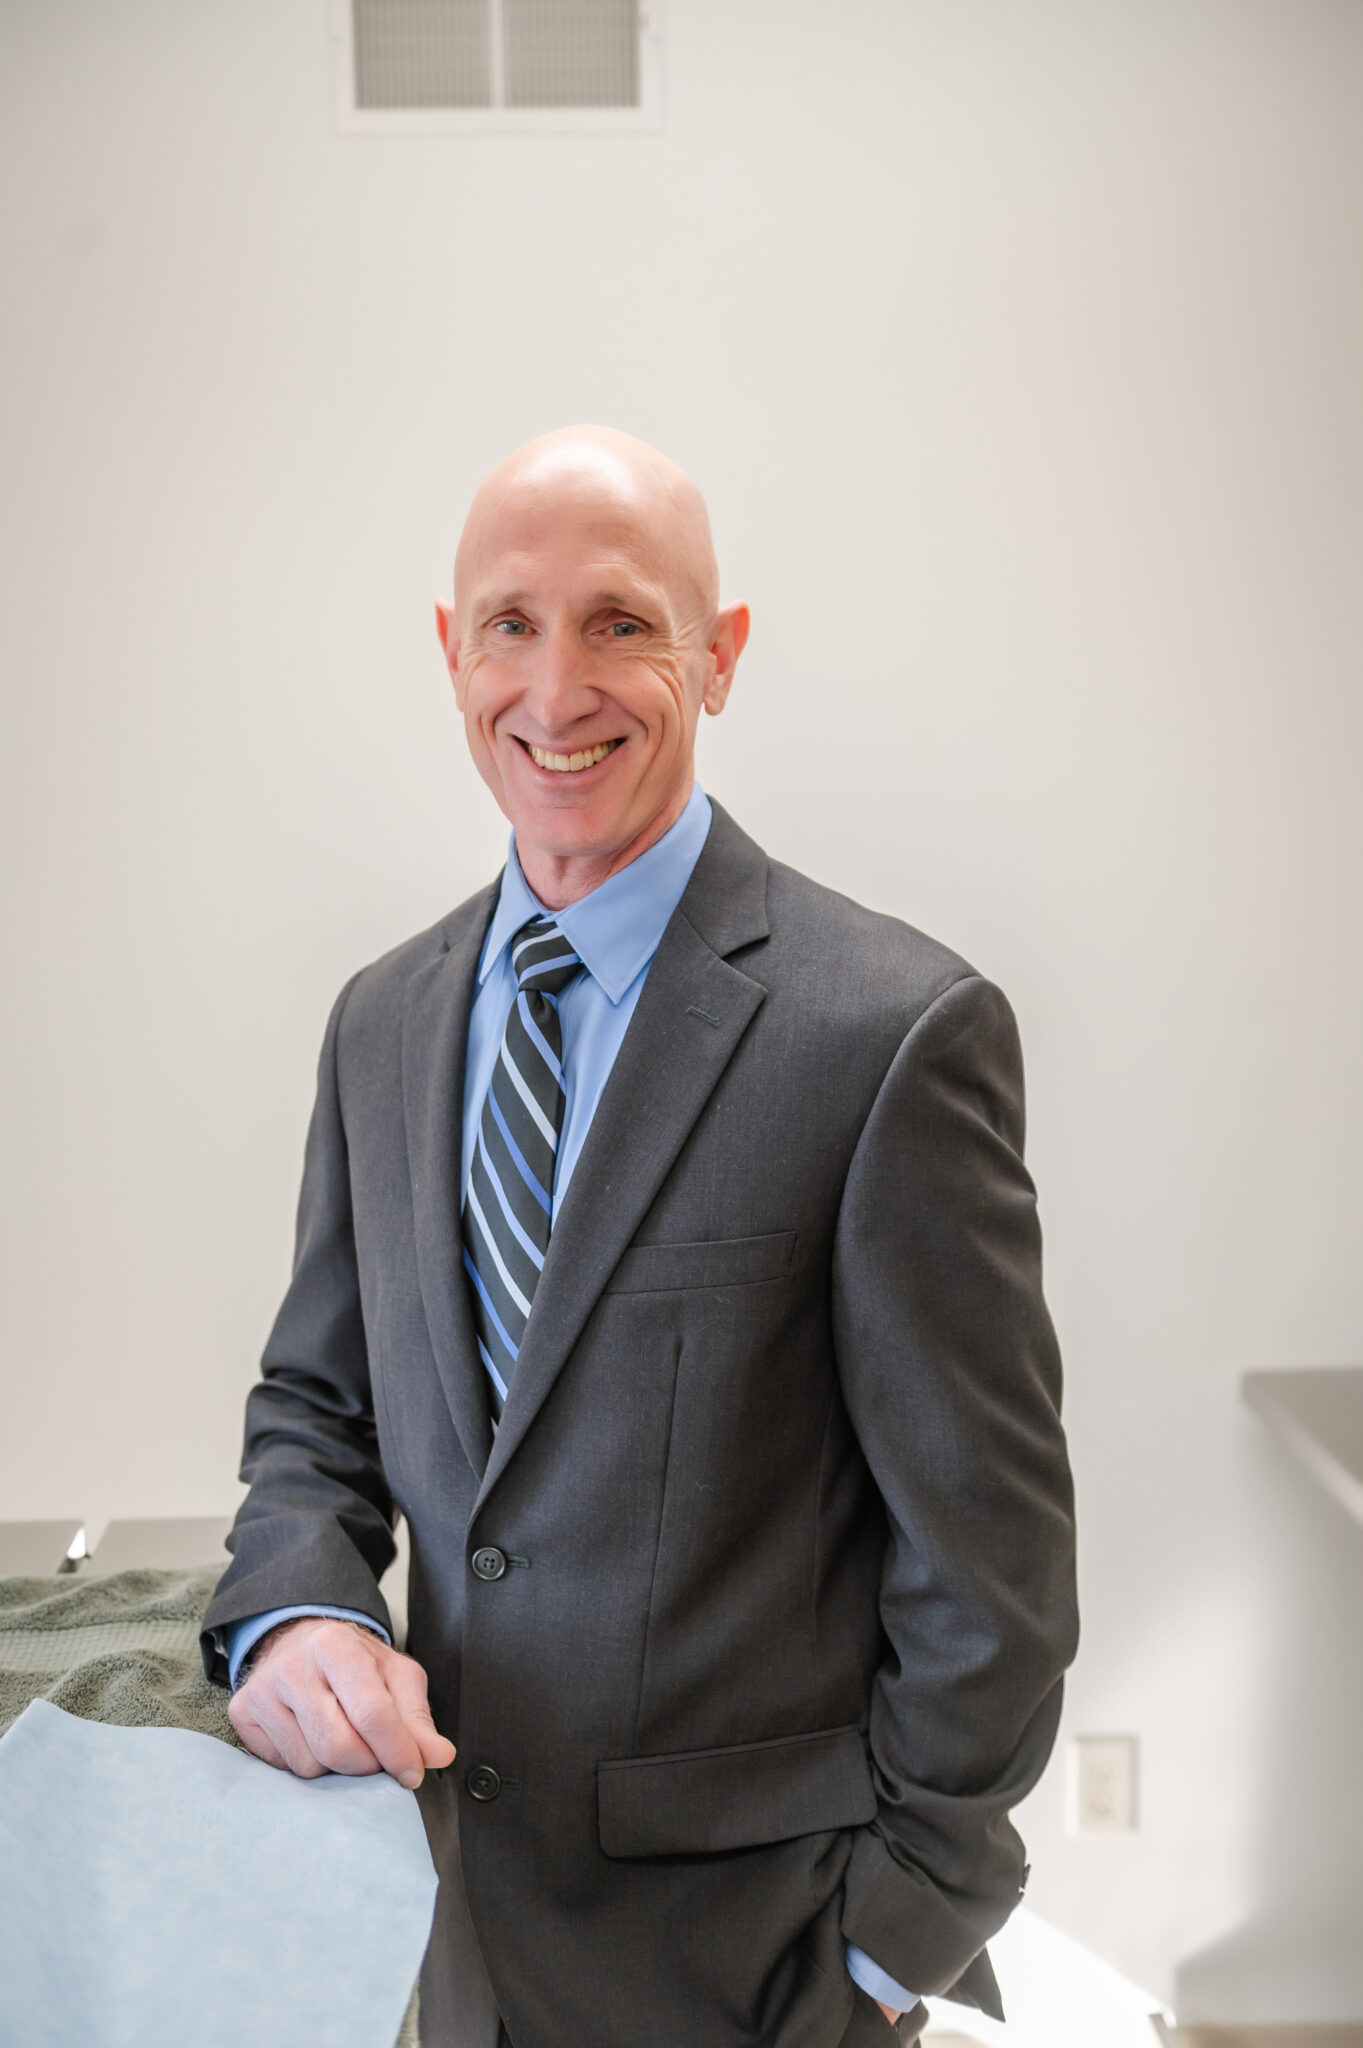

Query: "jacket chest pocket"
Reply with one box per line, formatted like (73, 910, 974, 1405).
(605, 1231, 796, 1296)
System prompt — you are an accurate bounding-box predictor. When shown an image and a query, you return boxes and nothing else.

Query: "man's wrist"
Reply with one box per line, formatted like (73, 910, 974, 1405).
(236, 1615, 311, 1685)
(243, 1613, 384, 1681)
(226, 1604, 391, 1689)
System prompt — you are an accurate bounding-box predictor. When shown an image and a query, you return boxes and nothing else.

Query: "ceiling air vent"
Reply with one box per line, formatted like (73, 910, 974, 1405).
(331, 0, 663, 134)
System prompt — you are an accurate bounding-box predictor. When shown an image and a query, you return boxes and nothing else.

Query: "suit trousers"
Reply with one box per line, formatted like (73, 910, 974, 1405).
(481, 1990, 926, 2047)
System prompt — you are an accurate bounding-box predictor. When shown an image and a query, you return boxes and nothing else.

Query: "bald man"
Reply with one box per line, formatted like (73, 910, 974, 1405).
(202, 429, 1077, 2048)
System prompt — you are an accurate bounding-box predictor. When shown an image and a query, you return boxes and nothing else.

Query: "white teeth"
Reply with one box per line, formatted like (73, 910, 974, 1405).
(528, 739, 621, 773)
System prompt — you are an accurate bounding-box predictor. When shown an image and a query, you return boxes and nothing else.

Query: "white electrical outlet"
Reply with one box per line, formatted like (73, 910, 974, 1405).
(1067, 1735, 1138, 1834)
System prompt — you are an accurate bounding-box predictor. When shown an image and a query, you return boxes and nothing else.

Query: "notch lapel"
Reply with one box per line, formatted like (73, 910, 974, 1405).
(474, 805, 770, 1512)
(402, 883, 500, 1481)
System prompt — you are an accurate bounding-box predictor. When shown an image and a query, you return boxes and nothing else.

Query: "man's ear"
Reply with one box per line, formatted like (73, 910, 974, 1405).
(702, 602, 750, 716)
(435, 600, 464, 708)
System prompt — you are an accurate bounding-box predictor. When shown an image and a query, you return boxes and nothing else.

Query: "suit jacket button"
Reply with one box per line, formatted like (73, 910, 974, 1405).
(467, 1764, 501, 1802)
(471, 1546, 507, 1581)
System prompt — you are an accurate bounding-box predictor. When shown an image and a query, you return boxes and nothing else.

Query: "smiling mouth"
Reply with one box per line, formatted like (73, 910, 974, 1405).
(519, 737, 624, 775)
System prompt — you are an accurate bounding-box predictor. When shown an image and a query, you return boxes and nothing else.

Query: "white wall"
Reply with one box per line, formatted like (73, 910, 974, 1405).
(2, 0, 1360, 2022)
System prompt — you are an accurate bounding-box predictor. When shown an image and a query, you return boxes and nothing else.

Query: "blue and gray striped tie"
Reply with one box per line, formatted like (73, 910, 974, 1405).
(462, 916, 582, 1418)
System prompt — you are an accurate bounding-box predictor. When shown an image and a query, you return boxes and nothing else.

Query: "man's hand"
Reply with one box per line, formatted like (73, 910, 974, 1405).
(228, 1616, 456, 1790)
(877, 2004, 901, 2026)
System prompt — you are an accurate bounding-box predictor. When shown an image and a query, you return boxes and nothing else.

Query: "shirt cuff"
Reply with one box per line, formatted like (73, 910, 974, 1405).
(845, 1942, 919, 2014)
(225, 1605, 391, 1690)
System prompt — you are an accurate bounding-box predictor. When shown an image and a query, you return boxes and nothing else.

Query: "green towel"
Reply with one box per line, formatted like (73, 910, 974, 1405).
(0, 1566, 238, 1745)
(0, 1568, 421, 2047)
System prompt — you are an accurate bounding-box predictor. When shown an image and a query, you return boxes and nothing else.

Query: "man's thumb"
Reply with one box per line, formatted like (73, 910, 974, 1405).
(408, 1705, 456, 1769)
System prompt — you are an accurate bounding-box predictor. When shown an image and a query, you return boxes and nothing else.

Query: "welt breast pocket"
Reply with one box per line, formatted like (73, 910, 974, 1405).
(597, 1724, 876, 1857)
(604, 1231, 796, 1296)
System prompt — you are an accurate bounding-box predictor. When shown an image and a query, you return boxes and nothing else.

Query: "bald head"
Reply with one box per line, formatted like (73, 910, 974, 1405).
(436, 425, 748, 909)
(454, 426, 719, 632)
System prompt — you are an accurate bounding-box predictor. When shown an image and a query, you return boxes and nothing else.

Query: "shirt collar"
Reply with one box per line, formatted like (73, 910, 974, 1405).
(477, 783, 713, 1005)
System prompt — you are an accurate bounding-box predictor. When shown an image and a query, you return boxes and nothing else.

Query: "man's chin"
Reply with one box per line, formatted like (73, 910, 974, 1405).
(506, 781, 693, 891)
(509, 796, 643, 867)
(496, 744, 694, 882)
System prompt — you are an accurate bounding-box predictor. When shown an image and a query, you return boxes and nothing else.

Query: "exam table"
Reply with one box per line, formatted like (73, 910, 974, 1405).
(0, 1534, 423, 2047)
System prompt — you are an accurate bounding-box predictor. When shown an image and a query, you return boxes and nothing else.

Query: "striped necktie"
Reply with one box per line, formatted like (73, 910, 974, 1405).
(462, 916, 582, 1418)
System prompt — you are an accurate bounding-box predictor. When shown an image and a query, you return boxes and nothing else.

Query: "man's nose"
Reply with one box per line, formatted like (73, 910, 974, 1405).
(523, 627, 598, 733)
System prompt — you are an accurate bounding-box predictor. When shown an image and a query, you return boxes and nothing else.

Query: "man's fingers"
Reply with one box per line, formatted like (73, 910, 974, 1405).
(384, 1653, 458, 1771)
(313, 1638, 427, 1788)
(243, 1687, 330, 1780)
(228, 1690, 291, 1771)
(287, 1672, 383, 1778)
(413, 1716, 457, 1771)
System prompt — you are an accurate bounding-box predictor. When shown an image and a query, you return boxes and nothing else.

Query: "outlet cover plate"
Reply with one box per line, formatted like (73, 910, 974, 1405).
(1067, 1734, 1138, 1834)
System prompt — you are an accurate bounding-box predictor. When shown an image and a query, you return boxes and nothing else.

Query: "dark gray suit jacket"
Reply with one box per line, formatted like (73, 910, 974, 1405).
(203, 802, 1077, 2048)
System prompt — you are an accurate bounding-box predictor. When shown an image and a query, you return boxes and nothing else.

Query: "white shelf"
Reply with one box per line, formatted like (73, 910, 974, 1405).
(1243, 1367, 1363, 1527)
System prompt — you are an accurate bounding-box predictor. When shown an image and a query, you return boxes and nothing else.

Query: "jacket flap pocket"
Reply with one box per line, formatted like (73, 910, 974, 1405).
(605, 1231, 796, 1295)
(598, 1724, 875, 1858)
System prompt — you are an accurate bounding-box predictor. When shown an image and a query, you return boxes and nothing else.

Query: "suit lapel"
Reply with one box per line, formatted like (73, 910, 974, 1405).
(475, 804, 770, 1511)
(402, 882, 500, 1481)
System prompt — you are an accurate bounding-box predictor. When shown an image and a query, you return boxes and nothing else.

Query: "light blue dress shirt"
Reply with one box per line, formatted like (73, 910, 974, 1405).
(222, 780, 914, 2014)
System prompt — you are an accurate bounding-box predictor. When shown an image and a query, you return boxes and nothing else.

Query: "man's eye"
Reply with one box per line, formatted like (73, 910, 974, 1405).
(495, 619, 529, 635)
(611, 621, 641, 637)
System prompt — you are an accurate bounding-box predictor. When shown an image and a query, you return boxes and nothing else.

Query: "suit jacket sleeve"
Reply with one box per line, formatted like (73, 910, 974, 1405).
(199, 974, 397, 1684)
(832, 973, 1078, 2008)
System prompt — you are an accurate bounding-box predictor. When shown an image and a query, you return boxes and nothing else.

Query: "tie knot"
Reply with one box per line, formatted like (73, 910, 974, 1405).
(512, 917, 582, 996)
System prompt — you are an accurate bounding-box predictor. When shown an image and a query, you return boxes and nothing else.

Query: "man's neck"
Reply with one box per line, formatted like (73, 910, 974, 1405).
(516, 779, 694, 910)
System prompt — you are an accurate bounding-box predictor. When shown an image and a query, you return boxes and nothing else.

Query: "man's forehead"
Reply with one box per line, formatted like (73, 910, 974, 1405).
(471, 486, 661, 558)
(468, 556, 670, 615)
(464, 520, 673, 604)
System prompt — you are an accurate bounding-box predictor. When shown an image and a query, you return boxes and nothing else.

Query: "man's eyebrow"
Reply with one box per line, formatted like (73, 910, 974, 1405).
(475, 586, 661, 618)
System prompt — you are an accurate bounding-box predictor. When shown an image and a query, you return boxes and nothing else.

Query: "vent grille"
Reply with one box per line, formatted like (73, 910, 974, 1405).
(344, 0, 652, 123)
(503, 0, 639, 110)
(353, 0, 491, 110)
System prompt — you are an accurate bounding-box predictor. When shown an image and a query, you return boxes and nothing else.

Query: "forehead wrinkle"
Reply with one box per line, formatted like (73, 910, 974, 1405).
(580, 584, 667, 618)
(469, 572, 671, 621)
(470, 548, 675, 618)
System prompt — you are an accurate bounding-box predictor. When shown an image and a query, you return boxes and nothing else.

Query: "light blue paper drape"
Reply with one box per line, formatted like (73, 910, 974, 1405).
(0, 1698, 438, 2048)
